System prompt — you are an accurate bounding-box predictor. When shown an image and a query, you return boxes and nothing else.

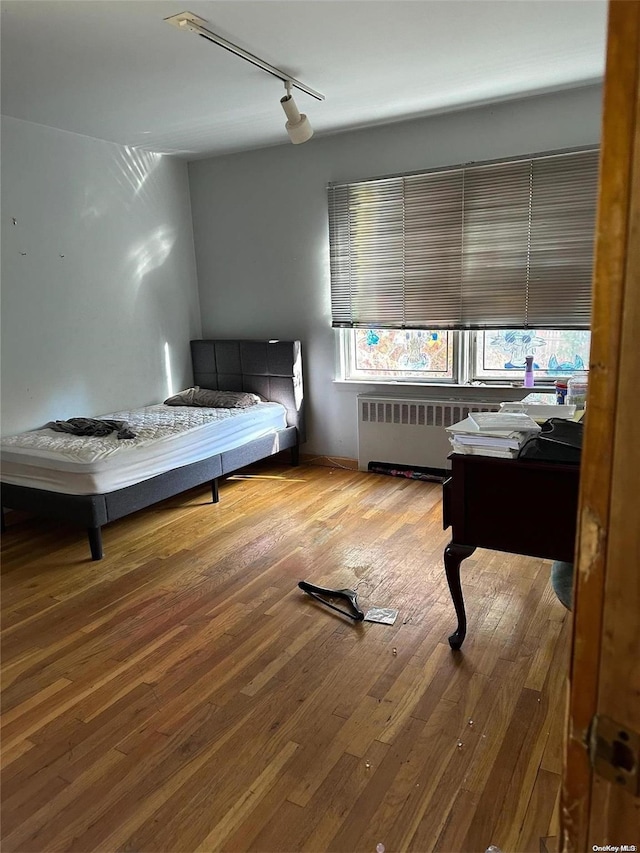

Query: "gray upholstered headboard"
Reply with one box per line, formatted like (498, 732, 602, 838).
(190, 340, 305, 443)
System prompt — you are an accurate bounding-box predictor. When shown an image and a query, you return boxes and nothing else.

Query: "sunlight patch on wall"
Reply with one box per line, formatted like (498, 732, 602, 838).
(128, 225, 176, 283)
(294, 350, 304, 409)
(164, 341, 174, 397)
(81, 148, 163, 222)
(122, 147, 163, 196)
(80, 185, 107, 222)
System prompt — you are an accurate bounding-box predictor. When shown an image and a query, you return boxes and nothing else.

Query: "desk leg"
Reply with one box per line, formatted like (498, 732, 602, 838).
(444, 542, 476, 650)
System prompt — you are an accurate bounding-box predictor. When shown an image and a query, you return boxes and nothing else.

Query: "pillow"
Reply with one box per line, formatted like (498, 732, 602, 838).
(163, 387, 199, 406)
(164, 387, 261, 408)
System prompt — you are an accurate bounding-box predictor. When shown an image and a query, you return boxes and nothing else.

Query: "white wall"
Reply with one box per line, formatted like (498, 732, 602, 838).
(1, 116, 202, 436)
(188, 85, 603, 459)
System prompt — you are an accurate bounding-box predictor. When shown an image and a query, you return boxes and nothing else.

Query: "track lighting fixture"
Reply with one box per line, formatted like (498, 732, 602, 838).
(165, 11, 324, 145)
(280, 81, 313, 144)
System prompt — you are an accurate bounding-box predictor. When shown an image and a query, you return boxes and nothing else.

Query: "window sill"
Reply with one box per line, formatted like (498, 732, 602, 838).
(331, 379, 560, 404)
(332, 379, 553, 391)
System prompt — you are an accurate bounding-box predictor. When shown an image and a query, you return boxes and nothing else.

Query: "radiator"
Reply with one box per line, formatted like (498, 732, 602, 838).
(357, 395, 500, 472)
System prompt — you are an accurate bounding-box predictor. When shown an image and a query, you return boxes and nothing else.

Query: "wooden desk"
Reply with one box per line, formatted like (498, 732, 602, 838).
(442, 453, 580, 649)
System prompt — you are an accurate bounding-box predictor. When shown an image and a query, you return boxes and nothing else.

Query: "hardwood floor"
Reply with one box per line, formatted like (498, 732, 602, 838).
(1, 463, 569, 852)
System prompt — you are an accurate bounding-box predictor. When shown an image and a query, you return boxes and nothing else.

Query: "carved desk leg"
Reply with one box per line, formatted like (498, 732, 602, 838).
(444, 541, 476, 650)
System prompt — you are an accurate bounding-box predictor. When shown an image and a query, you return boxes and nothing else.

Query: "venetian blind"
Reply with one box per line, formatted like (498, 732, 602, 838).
(328, 148, 599, 330)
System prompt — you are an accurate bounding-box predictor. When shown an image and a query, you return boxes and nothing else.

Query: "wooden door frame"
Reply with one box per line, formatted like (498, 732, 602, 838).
(563, 1, 640, 849)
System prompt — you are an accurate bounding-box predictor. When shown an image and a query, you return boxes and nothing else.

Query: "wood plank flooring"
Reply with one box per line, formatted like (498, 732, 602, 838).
(1, 463, 569, 852)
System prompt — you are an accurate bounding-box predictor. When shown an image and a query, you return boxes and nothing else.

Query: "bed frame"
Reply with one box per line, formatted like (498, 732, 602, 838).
(1, 339, 305, 561)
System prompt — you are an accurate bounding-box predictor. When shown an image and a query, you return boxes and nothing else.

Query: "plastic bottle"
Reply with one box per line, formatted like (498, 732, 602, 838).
(523, 355, 535, 388)
(555, 377, 569, 404)
(567, 371, 589, 409)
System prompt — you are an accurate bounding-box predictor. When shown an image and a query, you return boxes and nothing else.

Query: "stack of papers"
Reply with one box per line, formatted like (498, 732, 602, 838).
(446, 411, 541, 459)
(499, 401, 577, 421)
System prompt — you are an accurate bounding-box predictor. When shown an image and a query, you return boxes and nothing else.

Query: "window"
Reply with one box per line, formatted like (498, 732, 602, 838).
(329, 147, 599, 385)
(341, 328, 590, 385)
(473, 329, 591, 381)
(347, 329, 456, 382)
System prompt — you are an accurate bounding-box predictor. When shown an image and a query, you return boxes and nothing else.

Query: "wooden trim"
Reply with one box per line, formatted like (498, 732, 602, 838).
(299, 453, 358, 470)
(563, 2, 640, 850)
(588, 26, 640, 842)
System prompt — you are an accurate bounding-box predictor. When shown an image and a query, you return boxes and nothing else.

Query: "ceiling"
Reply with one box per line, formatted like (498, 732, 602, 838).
(1, 0, 608, 160)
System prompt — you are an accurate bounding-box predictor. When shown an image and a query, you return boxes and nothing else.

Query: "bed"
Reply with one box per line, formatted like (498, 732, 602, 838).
(0, 339, 305, 560)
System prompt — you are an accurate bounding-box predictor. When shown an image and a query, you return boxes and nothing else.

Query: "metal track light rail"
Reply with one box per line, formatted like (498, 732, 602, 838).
(165, 11, 325, 102)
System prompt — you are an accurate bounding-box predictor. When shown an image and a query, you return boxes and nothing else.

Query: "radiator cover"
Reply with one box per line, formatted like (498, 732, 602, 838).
(357, 395, 500, 472)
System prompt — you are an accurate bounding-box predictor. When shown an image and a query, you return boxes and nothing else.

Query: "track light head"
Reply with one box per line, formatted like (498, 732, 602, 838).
(280, 81, 313, 144)
(166, 16, 323, 146)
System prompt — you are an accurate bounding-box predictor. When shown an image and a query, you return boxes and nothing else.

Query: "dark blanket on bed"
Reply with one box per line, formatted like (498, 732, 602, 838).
(44, 418, 137, 440)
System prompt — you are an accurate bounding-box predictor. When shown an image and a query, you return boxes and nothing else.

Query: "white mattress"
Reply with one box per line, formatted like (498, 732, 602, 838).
(0, 403, 287, 495)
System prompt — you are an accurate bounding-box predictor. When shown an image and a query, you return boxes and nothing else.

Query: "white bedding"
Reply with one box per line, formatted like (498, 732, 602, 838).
(0, 403, 288, 495)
